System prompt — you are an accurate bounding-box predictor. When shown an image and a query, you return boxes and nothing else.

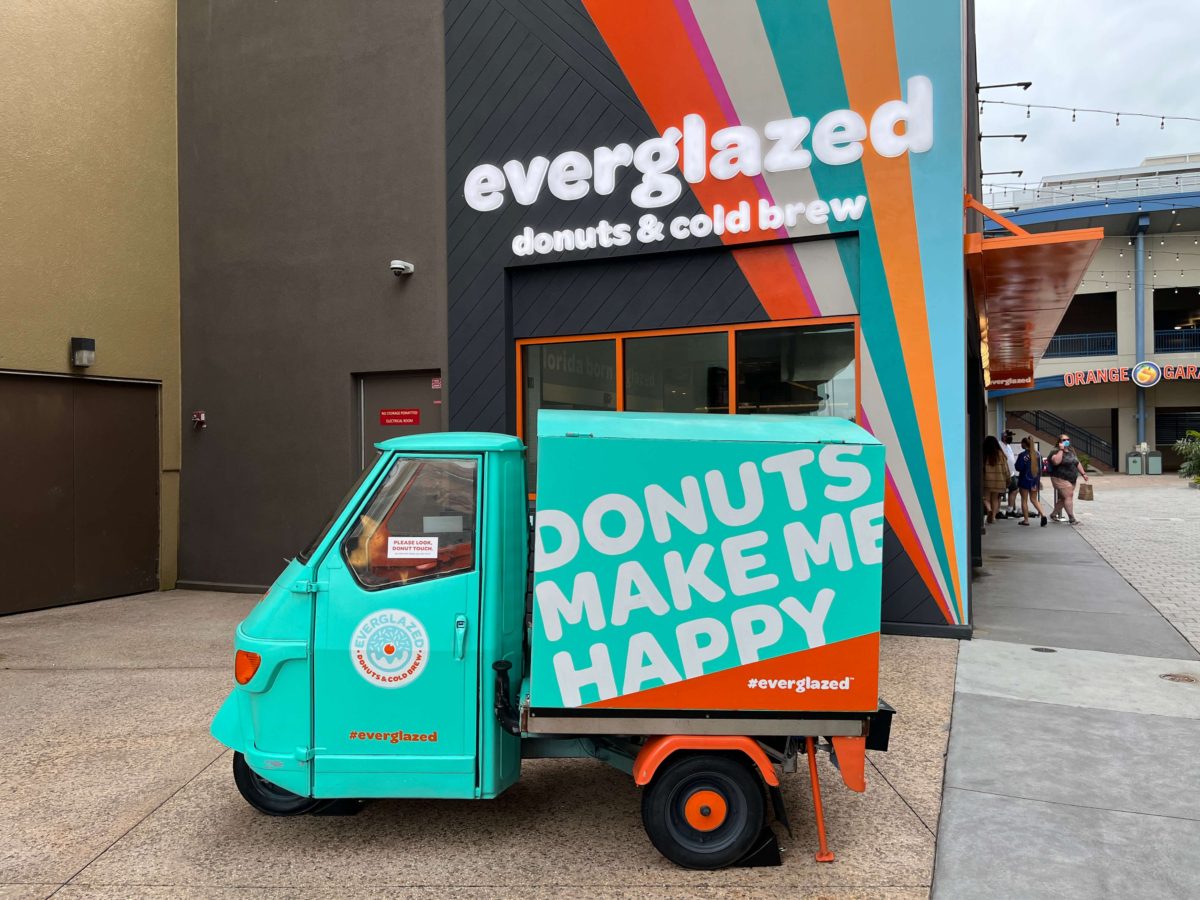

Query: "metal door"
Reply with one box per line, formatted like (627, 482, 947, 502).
(72, 380, 159, 600)
(0, 375, 158, 614)
(312, 454, 481, 799)
(0, 376, 75, 612)
(356, 370, 443, 470)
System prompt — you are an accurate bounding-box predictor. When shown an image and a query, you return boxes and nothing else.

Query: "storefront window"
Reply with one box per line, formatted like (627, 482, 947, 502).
(736, 324, 856, 419)
(522, 340, 616, 486)
(624, 332, 728, 414)
(518, 319, 857, 486)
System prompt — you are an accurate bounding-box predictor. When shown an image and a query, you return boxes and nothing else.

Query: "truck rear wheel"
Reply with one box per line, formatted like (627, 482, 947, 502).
(641, 754, 766, 869)
(232, 752, 321, 816)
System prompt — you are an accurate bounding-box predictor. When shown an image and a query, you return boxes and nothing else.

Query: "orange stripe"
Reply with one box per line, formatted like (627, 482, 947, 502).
(827, 0, 963, 619)
(582, 0, 814, 318)
(731, 245, 812, 319)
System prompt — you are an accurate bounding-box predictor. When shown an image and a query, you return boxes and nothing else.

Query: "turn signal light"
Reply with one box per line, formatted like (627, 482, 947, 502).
(234, 650, 261, 685)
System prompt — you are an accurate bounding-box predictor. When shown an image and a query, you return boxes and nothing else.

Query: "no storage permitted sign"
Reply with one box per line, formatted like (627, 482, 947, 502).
(380, 408, 420, 426)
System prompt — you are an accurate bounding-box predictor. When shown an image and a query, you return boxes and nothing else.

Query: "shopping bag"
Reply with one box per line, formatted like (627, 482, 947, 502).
(1078, 482, 1094, 501)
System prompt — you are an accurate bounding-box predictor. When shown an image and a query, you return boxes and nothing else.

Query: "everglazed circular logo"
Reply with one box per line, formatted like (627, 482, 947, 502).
(350, 609, 428, 688)
(1132, 361, 1162, 388)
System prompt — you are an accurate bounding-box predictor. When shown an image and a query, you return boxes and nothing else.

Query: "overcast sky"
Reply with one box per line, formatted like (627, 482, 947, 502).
(975, 1, 1200, 193)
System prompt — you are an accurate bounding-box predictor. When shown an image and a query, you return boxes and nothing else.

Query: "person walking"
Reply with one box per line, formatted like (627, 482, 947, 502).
(1048, 433, 1089, 525)
(1014, 437, 1048, 527)
(982, 435, 1009, 525)
(1001, 430, 1020, 518)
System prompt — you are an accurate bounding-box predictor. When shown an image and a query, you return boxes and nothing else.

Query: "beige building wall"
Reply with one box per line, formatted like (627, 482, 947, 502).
(0, 1, 180, 587)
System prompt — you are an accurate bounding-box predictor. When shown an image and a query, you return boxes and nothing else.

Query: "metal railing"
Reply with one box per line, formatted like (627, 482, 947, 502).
(1043, 331, 1117, 358)
(984, 170, 1200, 212)
(1154, 329, 1200, 353)
(1008, 409, 1114, 468)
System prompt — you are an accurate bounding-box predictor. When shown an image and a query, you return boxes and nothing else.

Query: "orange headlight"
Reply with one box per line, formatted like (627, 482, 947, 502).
(234, 650, 261, 685)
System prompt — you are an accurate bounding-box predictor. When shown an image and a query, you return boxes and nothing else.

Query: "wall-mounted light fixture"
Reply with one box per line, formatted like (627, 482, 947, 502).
(70, 337, 95, 368)
(390, 259, 415, 277)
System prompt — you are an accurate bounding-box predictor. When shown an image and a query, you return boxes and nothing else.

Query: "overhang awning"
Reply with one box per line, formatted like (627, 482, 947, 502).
(964, 195, 1104, 391)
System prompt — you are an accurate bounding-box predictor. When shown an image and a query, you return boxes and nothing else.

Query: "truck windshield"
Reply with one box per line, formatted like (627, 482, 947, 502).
(297, 453, 380, 563)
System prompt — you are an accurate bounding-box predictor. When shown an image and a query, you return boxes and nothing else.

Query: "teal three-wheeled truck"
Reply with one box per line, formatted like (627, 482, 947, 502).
(212, 410, 894, 869)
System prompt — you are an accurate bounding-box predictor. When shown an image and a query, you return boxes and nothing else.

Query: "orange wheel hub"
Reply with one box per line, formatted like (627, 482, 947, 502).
(683, 789, 728, 832)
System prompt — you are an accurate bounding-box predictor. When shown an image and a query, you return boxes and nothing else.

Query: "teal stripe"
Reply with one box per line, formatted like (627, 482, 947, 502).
(755, 0, 958, 618)
(891, 0, 968, 620)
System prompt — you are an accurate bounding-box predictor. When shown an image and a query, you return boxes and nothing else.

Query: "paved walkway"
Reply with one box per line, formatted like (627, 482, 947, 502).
(933, 498, 1200, 899)
(0, 590, 955, 898)
(1068, 474, 1200, 652)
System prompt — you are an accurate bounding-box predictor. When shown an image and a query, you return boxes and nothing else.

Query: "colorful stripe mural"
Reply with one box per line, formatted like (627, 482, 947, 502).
(580, 0, 967, 626)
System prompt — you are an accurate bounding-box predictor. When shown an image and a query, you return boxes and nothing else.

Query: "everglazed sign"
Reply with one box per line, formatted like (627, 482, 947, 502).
(462, 77, 934, 257)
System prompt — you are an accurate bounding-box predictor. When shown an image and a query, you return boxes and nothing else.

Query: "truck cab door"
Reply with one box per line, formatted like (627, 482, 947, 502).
(312, 455, 481, 799)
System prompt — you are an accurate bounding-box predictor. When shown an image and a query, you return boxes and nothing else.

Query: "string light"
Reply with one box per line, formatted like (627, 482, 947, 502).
(979, 99, 1200, 126)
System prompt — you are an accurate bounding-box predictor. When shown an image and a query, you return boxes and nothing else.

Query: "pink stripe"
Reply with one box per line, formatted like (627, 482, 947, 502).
(673, 0, 818, 314)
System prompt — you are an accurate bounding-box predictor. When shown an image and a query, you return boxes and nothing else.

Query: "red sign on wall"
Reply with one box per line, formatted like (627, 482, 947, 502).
(379, 408, 420, 426)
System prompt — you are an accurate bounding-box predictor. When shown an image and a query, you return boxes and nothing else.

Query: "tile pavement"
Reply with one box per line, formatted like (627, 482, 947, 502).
(0, 591, 956, 898)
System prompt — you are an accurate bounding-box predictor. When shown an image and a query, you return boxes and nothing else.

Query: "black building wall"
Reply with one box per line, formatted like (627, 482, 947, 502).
(178, 1, 448, 589)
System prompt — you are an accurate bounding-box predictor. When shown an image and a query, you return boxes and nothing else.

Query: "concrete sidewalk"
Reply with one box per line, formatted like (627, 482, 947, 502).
(933, 512, 1200, 899)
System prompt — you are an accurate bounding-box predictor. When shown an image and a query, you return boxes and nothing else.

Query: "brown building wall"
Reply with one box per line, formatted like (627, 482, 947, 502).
(0, 1, 181, 588)
(177, 1, 448, 589)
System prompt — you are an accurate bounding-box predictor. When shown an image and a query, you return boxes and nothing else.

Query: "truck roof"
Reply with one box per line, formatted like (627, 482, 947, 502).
(538, 409, 881, 445)
(375, 432, 523, 453)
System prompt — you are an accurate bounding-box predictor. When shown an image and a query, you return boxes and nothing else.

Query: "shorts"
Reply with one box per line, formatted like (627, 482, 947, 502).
(1050, 477, 1075, 495)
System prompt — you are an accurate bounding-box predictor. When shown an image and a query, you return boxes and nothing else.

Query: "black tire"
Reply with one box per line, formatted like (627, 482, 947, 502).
(232, 752, 322, 816)
(641, 753, 766, 870)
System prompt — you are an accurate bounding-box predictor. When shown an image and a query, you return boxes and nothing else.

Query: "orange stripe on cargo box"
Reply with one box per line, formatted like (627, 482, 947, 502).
(586, 632, 879, 712)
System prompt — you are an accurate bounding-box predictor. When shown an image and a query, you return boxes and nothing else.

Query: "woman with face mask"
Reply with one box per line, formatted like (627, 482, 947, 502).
(1048, 434, 1089, 525)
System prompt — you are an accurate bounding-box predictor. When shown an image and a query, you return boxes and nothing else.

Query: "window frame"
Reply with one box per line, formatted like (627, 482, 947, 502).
(515, 315, 861, 456)
(340, 453, 482, 592)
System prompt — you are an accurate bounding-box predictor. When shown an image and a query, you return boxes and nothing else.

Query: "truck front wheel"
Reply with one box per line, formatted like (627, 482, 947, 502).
(641, 754, 766, 869)
(232, 752, 321, 816)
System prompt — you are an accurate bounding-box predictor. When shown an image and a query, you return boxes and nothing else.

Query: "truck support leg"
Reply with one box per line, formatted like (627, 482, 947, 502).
(805, 737, 835, 863)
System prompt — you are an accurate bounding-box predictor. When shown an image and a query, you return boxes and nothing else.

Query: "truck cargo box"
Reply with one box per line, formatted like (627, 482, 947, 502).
(530, 410, 885, 715)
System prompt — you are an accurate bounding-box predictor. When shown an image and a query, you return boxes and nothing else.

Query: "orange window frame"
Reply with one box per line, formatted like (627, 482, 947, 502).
(514, 315, 862, 447)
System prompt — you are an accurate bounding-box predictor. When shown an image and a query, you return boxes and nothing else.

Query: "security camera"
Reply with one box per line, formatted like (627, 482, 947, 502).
(390, 259, 415, 276)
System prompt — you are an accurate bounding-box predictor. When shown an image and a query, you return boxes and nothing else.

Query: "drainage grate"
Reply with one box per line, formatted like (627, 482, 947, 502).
(1159, 673, 1197, 684)
(990, 554, 1012, 560)
(1031, 647, 1057, 653)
